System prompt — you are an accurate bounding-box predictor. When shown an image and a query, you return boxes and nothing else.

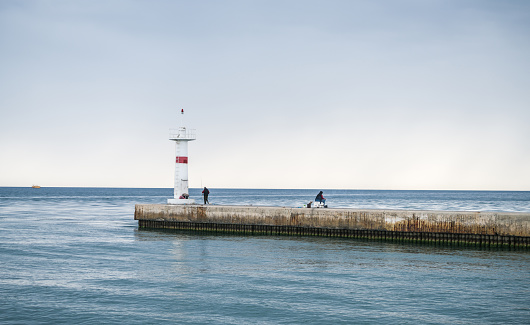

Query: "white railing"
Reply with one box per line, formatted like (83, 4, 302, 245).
(169, 128, 196, 140)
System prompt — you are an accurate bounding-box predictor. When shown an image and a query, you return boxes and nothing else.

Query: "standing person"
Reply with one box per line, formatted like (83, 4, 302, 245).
(315, 191, 326, 205)
(202, 187, 210, 204)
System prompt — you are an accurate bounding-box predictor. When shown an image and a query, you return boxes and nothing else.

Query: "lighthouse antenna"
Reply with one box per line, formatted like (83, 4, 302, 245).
(179, 108, 185, 128)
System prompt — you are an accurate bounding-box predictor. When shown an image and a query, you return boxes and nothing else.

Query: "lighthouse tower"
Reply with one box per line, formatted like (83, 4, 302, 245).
(167, 109, 196, 205)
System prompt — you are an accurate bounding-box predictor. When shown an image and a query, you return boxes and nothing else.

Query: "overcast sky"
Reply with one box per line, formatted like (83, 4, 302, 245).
(1, 0, 529, 190)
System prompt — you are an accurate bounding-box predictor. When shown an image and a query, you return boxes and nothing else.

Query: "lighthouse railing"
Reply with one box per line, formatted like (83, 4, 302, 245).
(169, 128, 196, 140)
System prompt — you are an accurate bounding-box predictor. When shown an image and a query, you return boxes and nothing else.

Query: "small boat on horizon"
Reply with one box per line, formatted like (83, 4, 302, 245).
(31, 185, 41, 189)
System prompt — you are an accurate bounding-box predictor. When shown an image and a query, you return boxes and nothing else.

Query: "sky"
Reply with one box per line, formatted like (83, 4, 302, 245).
(1, 0, 529, 190)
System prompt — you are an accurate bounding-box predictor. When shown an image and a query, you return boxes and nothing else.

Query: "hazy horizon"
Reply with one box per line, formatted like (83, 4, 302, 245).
(3, 186, 530, 192)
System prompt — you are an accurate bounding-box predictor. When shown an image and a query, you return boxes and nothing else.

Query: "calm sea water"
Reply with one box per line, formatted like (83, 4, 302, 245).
(1, 187, 529, 324)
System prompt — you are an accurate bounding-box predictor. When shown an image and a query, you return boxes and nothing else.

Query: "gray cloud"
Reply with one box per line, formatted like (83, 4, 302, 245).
(1, 0, 529, 189)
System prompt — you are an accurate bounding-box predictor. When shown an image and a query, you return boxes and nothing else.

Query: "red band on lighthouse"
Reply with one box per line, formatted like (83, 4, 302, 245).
(176, 156, 188, 164)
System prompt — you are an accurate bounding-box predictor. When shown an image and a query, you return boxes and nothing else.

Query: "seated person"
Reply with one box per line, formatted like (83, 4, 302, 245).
(315, 191, 326, 205)
(179, 193, 190, 199)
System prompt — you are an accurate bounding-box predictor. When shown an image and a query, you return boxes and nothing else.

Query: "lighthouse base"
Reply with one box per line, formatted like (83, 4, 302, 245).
(167, 198, 196, 205)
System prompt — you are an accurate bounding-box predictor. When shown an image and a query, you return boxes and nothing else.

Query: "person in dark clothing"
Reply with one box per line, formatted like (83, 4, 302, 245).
(315, 191, 326, 205)
(202, 187, 210, 204)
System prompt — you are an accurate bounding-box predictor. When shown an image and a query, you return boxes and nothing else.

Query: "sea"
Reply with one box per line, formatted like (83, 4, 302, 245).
(1, 187, 529, 324)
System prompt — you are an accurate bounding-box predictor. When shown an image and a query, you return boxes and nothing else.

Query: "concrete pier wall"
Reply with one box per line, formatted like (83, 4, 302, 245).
(135, 204, 530, 236)
(135, 204, 530, 247)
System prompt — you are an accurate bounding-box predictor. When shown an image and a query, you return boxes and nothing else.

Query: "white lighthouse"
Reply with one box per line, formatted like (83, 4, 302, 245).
(167, 109, 196, 205)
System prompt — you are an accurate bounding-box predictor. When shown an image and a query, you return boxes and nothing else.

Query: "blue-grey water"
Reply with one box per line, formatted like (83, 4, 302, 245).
(1, 187, 529, 324)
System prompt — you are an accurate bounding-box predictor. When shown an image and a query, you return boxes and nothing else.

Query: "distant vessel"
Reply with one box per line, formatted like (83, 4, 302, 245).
(31, 185, 41, 188)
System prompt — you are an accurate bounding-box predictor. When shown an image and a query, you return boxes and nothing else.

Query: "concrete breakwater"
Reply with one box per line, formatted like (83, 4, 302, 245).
(135, 204, 530, 248)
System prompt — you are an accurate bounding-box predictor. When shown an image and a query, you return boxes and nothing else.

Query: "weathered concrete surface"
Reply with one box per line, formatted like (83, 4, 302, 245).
(135, 204, 530, 237)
